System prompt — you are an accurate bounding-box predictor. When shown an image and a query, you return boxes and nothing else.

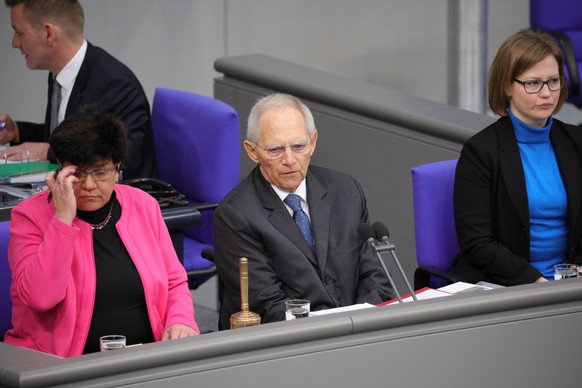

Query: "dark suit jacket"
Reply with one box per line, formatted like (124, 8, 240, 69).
(452, 116, 582, 286)
(17, 42, 156, 179)
(213, 165, 394, 329)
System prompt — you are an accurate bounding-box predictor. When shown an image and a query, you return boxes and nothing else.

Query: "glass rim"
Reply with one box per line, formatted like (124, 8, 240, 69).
(554, 263, 579, 269)
(99, 334, 126, 340)
(285, 299, 310, 305)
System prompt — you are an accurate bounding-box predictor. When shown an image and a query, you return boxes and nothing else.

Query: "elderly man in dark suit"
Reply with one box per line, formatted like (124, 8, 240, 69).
(214, 93, 394, 329)
(0, 0, 156, 179)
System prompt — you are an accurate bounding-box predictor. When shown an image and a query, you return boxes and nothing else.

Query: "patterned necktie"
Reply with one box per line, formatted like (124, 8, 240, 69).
(50, 77, 61, 133)
(284, 194, 315, 253)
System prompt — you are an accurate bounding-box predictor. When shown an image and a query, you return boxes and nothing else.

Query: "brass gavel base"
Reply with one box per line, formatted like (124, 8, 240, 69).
(230, 311, 261, 329)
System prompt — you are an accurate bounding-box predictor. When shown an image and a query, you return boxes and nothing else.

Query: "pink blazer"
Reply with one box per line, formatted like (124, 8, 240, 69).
(4, 184, 199, 357)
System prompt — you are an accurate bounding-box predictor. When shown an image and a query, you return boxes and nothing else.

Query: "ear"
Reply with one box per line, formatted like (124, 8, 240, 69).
(309, 131, 318, 155)
(43, 22, 58, 47)
(244, 140, 260, 164)
(505, 82, 513, 99)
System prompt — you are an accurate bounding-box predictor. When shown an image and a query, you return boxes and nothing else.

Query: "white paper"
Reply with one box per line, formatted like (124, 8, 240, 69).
(438, 281, 492, 294)
(309, 303, 376, 317)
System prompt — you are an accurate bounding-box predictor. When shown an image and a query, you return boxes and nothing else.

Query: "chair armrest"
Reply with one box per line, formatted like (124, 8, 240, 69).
(201, 248, 215, 263)
(190, 202, 220, 211)
(414, 265, 461, 290)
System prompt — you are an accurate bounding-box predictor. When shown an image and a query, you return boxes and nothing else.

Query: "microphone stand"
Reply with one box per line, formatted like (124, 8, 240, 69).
(358, 223, 404, 303)
(374, 240, 418, 301)
(370, 242, 404, 303)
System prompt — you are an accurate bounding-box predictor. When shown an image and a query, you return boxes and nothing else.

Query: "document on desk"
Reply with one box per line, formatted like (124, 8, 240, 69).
(379, 287, 453, 305)
(309, 303, 376, 317)
(438, 281, 494, 294)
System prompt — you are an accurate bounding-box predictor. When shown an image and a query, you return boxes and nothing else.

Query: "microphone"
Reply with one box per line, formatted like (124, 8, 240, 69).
(357, 223, 376, 247)
(358, 223, 403, 303)
(372, 222, 417, 301)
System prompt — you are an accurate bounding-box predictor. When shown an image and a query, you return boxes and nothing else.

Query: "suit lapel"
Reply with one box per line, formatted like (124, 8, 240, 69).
(497, 119, 529, 228)
(306, 170, 331, 271)
(551, 124, 582, 235)
(66, 43, 95, 116)
(253, 168, 320, 268)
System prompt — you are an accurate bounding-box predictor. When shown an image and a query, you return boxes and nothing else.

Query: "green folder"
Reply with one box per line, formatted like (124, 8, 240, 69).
(0, 161, 58, 180)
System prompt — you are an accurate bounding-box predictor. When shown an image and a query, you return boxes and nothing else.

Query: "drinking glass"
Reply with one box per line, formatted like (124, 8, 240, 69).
(99, 335, 126, 351)
(554, 264, 579, 280)
(285, 299, 310, 320)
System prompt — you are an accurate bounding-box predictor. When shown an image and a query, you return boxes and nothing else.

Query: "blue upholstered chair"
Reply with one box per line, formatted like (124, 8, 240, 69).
(530, 0, 582, 107)
(411, 159, 462, 289)
(0, 221, 12, 340)
(151, 88, 240, 289)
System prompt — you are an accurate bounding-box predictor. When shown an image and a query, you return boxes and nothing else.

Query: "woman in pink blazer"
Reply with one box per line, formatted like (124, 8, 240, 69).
(4, 107, 199, 357)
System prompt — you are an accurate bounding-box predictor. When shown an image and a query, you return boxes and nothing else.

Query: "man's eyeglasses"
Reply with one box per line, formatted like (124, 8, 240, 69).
(513, 76, 565, 94)
(73, 166, 118, 182)
(252, 141, 311, 158)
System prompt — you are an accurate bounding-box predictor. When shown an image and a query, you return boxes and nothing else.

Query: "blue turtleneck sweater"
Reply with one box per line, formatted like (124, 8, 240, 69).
(509, 109, 567, 280)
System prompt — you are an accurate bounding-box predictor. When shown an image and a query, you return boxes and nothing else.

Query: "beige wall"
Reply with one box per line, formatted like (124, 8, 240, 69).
(0, 0, 540, 123)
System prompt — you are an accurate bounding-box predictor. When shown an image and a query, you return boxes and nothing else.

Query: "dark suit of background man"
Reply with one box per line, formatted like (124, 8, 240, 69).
(214, 93, 394, 329)
(0, 0, 156, 179)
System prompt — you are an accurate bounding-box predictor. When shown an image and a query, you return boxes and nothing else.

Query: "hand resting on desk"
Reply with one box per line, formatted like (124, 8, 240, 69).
(162, 323, 199, 340)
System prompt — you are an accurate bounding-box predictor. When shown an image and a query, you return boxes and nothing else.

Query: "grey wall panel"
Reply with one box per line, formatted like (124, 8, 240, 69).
(0, 1, 537, 124)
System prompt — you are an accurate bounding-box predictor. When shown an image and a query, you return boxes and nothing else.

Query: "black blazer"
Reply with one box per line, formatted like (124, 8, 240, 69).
(17, 42, 156, 179)
(213, 165, 394, 329)
(452, 116, 582, 286)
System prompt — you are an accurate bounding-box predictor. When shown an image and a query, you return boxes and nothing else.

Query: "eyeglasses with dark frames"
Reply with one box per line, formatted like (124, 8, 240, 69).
(73, 166, 118, 182)
(513, 76, 565, 94)
(252, 140, 312, 158)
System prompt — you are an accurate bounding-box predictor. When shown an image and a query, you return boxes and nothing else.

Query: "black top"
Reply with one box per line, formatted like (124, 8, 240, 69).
(80, 193, 154, 354)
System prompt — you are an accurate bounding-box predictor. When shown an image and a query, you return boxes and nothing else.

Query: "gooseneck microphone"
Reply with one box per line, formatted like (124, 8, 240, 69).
(372, 222, 417, 301)
(357, 223, 377, 247)
(358, 223, 403, 303)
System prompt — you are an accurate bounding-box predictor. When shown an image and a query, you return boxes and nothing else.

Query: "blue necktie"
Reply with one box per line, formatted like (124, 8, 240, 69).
(284, 194, 315, 253)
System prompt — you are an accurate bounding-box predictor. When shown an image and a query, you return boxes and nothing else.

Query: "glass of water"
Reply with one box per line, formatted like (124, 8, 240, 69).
(554, 264, 579, 280)
(99, 335, 126, 351)
(285, 299, 310, 320)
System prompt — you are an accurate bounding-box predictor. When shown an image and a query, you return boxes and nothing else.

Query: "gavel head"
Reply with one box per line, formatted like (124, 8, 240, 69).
(230, 310, 261, 329)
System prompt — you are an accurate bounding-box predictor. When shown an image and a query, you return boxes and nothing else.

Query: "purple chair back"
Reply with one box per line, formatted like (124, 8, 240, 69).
(411, 160, 459, 287)
(152, 88, 240, 244)
(530, 0, 582, 106)
(0, 221, 12, 340)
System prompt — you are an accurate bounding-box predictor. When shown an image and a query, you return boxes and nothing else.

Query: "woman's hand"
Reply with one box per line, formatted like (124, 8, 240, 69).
(535, 276, 548, 283)
(162, 323, 199, 340)
(45, 165, 79, 226)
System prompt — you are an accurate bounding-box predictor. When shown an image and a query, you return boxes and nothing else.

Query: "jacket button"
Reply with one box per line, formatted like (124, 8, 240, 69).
(324, 275, 334, 285)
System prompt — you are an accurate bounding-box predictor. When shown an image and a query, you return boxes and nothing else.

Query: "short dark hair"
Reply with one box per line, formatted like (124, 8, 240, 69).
(488, 28, 568, 116)
(5, 0, 84, 35)
(49, 106, 127, 168)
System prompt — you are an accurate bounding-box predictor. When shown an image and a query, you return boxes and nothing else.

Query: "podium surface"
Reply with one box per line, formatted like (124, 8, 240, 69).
(1, 279, 581, 387)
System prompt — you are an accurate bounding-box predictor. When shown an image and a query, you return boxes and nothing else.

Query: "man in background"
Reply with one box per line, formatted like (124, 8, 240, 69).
(0, 0, 156, 179)
(214, 93, 394, 329)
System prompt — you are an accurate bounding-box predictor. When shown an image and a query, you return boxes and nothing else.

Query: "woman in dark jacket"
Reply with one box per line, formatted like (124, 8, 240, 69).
(452, 28, 582, 286)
